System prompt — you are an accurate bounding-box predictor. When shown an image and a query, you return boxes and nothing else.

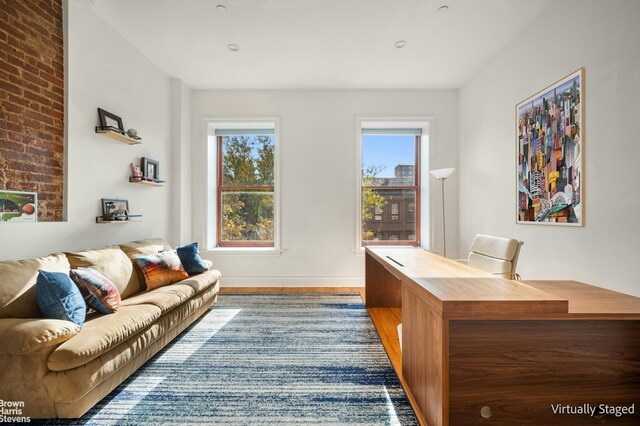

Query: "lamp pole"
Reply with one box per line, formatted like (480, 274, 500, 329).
(430, 168, 455, 258)
(440, 177, 447, 258)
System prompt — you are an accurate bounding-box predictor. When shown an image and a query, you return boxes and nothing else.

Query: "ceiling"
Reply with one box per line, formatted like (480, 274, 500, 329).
(91, 0, 551, 90)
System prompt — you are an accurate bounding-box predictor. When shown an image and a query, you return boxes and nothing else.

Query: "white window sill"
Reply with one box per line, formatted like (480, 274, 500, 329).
(203, 247, 284, 257)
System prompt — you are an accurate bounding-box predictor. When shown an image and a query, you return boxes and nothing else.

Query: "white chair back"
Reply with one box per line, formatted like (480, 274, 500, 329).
(467, 234, 523, 278)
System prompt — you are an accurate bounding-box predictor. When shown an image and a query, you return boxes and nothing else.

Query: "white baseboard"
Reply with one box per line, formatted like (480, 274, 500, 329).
(219, 276, 365, 287)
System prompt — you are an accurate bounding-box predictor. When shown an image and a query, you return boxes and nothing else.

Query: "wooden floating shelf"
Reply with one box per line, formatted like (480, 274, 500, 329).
(129, 178, 164, 187)
(96, 217, 142, 224)
(95, 127, 142, 145)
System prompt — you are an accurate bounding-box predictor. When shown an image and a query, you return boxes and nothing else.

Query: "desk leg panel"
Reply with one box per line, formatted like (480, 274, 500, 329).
(403, 285, 449, 426)
(448, 320, 640, 424)
(365, 252, 402, 308)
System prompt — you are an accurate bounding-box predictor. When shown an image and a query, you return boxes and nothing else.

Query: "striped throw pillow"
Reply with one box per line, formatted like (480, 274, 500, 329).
(134, 250, 189, 290)
(70, 268, 121, 314)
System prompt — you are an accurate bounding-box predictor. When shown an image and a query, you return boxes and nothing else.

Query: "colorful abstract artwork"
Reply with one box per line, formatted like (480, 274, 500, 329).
(516, 68, 583, 226)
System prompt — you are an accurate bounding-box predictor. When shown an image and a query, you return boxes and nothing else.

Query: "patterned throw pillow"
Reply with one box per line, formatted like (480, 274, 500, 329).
(36, 270, 86, 326)
(134, 250, 189, 290)
(70, 268, 121, 314)
(176, 242, 208, 276)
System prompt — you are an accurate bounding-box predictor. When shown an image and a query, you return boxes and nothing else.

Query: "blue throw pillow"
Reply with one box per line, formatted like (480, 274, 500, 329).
(176, 242, 208, 276)
(36, 270, 86, 326)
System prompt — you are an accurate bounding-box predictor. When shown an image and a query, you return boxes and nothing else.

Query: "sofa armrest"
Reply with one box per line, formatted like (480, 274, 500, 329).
(203, 259, 213, 270)
(0, 318, 81, 354)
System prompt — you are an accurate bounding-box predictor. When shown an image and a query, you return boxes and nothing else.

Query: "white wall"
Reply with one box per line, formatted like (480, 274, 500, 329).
(0, 1, 173, 260)
(458, 0, 640, 296)
(191, 90, 458, 285)
(170, 79, 192, 245)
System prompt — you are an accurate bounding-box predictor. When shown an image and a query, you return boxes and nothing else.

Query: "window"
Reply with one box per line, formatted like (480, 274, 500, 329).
(216, 128, 275, 247)
(407, 202, 416, 222)
(361, 128, 420, 246)
(374, 205, 383, 221)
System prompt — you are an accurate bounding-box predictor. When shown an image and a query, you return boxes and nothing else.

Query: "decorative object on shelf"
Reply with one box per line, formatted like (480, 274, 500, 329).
(101, 198, 130, 221)
(516, 68, 584, 226)
(430, 168, 455, 257)
(141, 157, 165, 183)
(0, 190, 37, 223)
(97, 108, 125, 133)
(95, 108, 142, 144)
(100, 198, 142, 223)
(130, 163, 143, 181)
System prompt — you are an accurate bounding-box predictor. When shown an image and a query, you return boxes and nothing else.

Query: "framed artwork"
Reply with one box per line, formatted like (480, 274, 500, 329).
(102, 198, 129, 220)
(97, 108, 124, 133)
(141, 157, 160, 181)
(516, 68, 584, 226)
(0, 190, 37, 222)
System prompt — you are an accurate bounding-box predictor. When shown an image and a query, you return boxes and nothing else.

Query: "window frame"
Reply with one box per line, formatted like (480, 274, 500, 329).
(205, 119, 281, 253)
(361, 135, 421, 247)
(216, 135, 275, 248)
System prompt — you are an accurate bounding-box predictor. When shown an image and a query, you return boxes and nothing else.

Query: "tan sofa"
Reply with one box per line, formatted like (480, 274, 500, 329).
(0, 238, 221, 419)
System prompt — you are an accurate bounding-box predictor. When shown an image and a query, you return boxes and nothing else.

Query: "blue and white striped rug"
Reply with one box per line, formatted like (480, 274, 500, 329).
(43, 293, 417, 425)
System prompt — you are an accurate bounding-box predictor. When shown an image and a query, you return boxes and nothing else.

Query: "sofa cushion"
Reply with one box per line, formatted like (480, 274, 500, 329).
(121, 284, 195, 314)
(70, 268, 121, 314)
(134, 250, 189, 290)
(119, 238, 168, 260)
(0, 253, 70, 319)
(176, 242, 208, 276)
(36, 270, 87, 326)
(65, 246, 142, 299)
(180, 269, 222, 294)
(0, 318, 81, 354)
(47, 304, 161, 371)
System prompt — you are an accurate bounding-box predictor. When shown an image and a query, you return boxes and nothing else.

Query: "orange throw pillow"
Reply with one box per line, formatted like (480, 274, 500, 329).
(134, 250, 189, 290)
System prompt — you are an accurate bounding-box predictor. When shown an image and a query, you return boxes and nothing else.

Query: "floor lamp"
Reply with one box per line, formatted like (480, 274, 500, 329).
(430, 168, 455, 257)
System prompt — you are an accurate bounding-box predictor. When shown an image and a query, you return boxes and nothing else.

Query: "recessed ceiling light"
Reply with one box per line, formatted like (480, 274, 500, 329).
(394, 40, 407, 49)
(438, 5, 449, 14)
(216, 4, 227, 12)
(227, 44, 239, 52)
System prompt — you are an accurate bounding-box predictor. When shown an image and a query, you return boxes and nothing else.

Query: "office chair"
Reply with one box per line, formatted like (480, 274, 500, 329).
(459, 234, 524, 280)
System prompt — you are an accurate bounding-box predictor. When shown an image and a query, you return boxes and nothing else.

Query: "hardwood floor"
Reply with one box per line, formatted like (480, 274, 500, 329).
(220, 286, 365, 296)
(221, 287, 424, 425)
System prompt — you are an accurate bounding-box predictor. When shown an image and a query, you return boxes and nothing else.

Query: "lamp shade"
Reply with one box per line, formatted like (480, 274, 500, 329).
(430, 168, 455, 180)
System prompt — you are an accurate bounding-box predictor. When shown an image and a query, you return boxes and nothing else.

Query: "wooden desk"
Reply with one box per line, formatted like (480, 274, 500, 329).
(365, 247, 640, 425)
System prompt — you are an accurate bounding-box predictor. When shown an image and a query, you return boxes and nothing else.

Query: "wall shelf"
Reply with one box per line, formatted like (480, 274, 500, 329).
(95, 127, 142, 145)
(129, 177, 164, 187)
(96, 217, 142, 224)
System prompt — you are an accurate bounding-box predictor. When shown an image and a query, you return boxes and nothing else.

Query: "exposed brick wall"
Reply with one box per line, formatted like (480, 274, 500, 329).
(0, 0, 64, 222)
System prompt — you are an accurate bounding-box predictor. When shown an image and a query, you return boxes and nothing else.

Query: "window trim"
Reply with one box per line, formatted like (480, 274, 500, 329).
(355, 118, 431, 252)
(205, 118, 281, 252)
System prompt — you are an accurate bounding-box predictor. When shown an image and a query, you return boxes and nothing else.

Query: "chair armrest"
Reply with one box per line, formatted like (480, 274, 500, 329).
(0, 318, 81, 355)
(492, 272, 522, 281)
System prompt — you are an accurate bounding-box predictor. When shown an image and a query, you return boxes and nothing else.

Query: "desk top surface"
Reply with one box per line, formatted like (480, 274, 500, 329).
(365, 247, 640, 319)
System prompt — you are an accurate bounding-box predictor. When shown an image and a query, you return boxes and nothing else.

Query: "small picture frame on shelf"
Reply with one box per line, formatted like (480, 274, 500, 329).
(102, 198, 129, 221)
(141, 157, 160, 181)
(97, 108, 125, 133)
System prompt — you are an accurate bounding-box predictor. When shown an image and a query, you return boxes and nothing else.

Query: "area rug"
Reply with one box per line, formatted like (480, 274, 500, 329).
(41, 293, 417, 425)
